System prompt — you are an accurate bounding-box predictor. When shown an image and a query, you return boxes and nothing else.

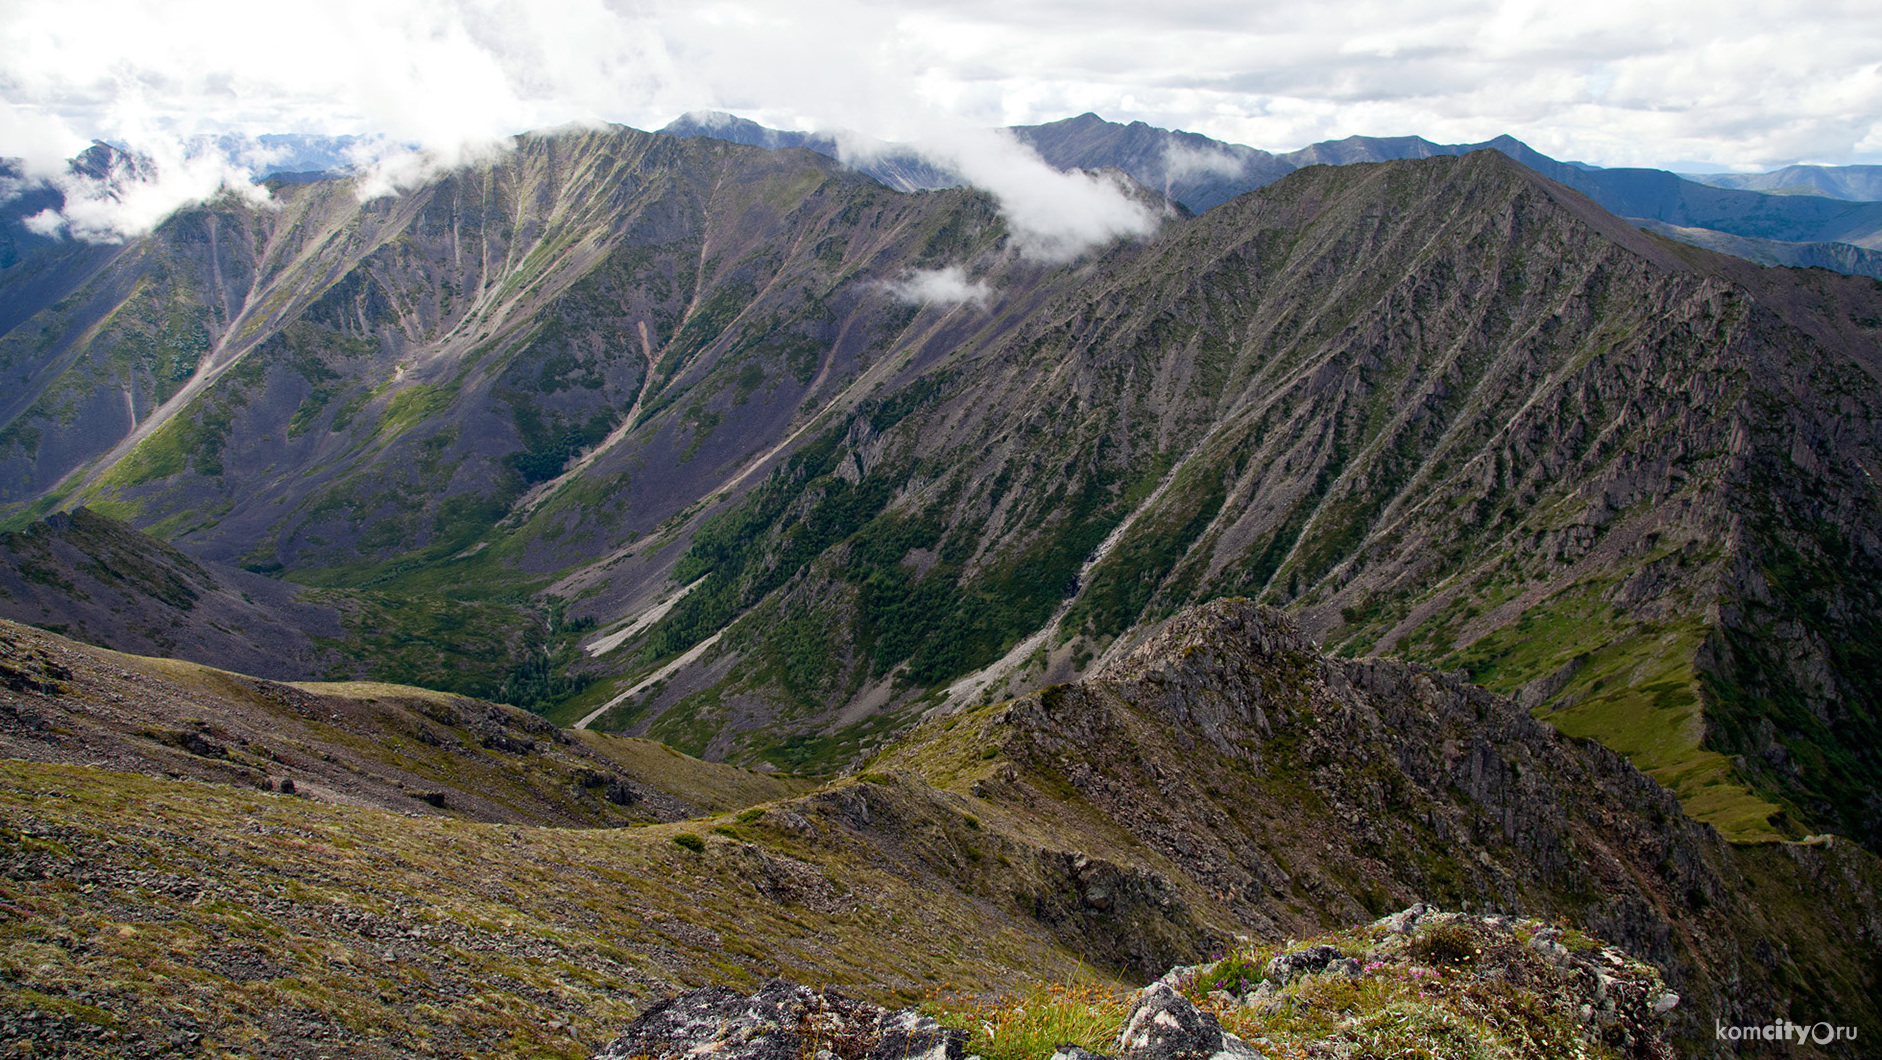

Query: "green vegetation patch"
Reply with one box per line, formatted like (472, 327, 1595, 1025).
(316, 591, 592, 714)
(1445, 586, 1785, 841)
(1065, 457, 1227, 640)
(98, 393, 241, 488)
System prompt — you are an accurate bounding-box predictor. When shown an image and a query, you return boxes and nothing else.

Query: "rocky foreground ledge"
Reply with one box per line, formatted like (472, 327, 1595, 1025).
(589, 907, 1679, 1060)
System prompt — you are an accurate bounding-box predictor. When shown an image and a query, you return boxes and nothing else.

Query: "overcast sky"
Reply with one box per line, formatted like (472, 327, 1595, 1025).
(3, 0, 1879, 240)
(5, 0, 1878, 169)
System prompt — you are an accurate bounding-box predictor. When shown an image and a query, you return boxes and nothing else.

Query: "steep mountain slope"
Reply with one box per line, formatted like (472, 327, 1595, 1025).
(2, 602, 1875, 1056)
(584, 149, 1881, 849)
(0, 124, 1010, 571)
(2, 131, 1879, 853)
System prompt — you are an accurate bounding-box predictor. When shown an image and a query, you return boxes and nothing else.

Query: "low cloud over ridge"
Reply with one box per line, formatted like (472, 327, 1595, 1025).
(884, 266, 993, 308)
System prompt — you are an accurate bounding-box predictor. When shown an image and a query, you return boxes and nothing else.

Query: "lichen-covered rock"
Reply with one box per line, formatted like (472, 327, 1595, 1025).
(1184, 908, 1680, 1060)
(1261, 945, 1341, 983)
(869, 1007, 966, 1060)
(590, 980, 965, 1060)
(1116, 982, 1263, 1060)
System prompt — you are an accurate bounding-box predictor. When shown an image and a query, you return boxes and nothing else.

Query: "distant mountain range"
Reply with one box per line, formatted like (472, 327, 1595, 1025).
(659, 111, 1882, 279)
(11, 115, 1882, 282)
(1683, 163, 1882, 200)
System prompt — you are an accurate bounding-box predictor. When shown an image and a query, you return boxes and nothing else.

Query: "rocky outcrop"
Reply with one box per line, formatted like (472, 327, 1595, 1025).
(591, 907, 1683, 1060)
(938, 600, 1882, 1053)
(591, 980, 965, 1060)
(1110, 982, 1262, 1060)
(1195, 908, 1679, 1060)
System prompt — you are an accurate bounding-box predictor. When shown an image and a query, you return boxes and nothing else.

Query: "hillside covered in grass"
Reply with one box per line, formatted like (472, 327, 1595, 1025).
(2, 602, 1877, 1057)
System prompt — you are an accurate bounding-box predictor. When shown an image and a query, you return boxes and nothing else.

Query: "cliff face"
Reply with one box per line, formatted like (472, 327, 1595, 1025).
(878, 600, 1881, 1053)
(1, 132, 1879, 853)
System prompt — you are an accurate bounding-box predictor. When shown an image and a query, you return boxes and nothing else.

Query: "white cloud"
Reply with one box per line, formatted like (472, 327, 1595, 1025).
(849, 127, 1158, 260)
(22, 135, 275, 242)
(349, 138, 514, 202)
(3, 0, 1881, 243)
(885, 266, 993, 308)
(1161, 141, 1250, 184)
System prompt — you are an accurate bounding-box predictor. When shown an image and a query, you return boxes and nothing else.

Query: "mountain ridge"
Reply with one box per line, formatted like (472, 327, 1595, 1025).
(0, 131, 1877, 857)
(652, 111, 1882, 276)
(1, 599, 1876, 1055)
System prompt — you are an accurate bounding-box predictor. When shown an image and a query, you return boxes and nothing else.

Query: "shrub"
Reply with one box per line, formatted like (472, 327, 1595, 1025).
(929, 983, 1129, 1060)
(1411, 922, 1479, 967)
(672, 833, 706, 853)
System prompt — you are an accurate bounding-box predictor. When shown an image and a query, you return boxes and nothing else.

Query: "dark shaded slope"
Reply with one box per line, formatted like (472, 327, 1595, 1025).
(0, 507, 609, 705)
(0, 506, 344, 680)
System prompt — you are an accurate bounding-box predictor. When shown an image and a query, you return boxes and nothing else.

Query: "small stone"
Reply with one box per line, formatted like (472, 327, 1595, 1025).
(1652, 993, 1680, 1015)
(1372, 903, 1426, 935)
(1263, 945, 1342, 983)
